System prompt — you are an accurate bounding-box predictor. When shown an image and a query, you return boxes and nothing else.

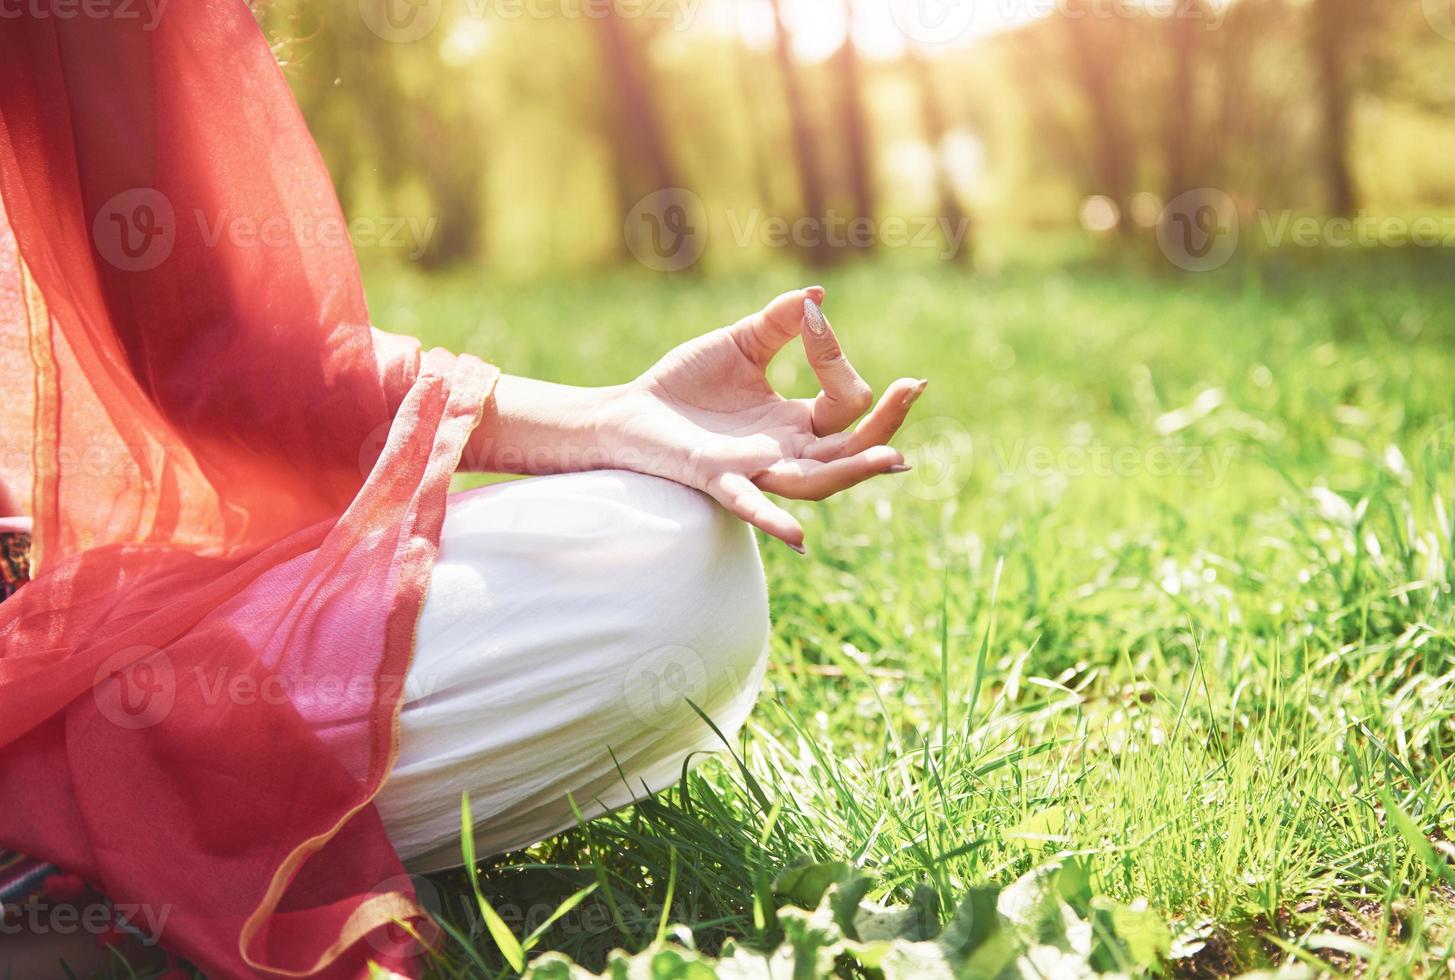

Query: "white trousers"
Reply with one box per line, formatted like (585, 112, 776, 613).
(375, 471, 772, 872)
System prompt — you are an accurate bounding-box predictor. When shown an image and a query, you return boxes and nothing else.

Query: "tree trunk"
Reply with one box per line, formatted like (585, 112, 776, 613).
(414, 107, 482, 269)
(767, 0, 833, 268)
(733, 29, 778, 214)
(1162, 2, 1202, 205)
(1310, 0, 1358, 217)
(593, 4, 692, 262)
(834, 0, 875, 255)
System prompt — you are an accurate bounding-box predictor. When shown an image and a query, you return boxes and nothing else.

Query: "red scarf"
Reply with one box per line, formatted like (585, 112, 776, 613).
(0, 4, 497, 976)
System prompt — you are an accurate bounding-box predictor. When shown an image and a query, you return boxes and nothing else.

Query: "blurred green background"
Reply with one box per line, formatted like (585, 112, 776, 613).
(256, 0, 1455, 279)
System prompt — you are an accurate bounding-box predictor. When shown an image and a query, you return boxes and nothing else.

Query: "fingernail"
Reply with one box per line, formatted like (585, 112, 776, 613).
(803, 298, 828, 337)
(904, 380, 928, 407)
(788, 542, 807, 555)
(887, 464, 913, 474)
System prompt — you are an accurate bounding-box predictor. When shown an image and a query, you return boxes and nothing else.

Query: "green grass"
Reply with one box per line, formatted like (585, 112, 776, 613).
(362, 247, 1455, 978)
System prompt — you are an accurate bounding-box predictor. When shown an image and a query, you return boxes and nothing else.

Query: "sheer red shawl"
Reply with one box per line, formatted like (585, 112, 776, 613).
(0, 4, 497, 977)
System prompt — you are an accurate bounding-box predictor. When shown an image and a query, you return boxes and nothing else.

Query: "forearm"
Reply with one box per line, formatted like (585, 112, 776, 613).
(462, 374, 631, 476)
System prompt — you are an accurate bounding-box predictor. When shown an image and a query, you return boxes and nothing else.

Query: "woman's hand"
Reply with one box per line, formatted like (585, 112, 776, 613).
(597, 287, 926, 550)
(466, 287, 926, 552)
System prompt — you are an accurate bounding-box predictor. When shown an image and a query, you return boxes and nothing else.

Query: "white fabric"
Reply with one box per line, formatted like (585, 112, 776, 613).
(376, 470, 771, 872)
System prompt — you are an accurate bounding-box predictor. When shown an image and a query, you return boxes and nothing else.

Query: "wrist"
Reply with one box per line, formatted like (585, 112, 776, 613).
(464, 375, 631, 476)
(582, 381, 637, 469)
(589, 379, 657, 474)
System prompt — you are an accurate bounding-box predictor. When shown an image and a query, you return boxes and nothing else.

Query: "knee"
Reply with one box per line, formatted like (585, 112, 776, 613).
(619, 472, 769, 647)
(432, 469, 772, 721)
(599, 472, 772, 725)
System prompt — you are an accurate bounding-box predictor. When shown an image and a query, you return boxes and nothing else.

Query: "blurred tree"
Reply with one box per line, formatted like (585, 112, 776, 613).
(592, 1, 690, 264)
(1208, 0, 1324, 210)
(253, 0, 1455, 276)
(261, 6, 404, 217)
(259, 1, 486, 267)
(767, 0, 833, 267)
(1364, 6, 1455, 115)
(907, 45, 973, 265)
(1308, 0, 1362, 216)
(1161, 1, 1205, 205)
(733, 32, 779, 214)
(413, 101, 485, 268)
(833, 0, 876, 255)
(1059, 0, 1136, 235)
